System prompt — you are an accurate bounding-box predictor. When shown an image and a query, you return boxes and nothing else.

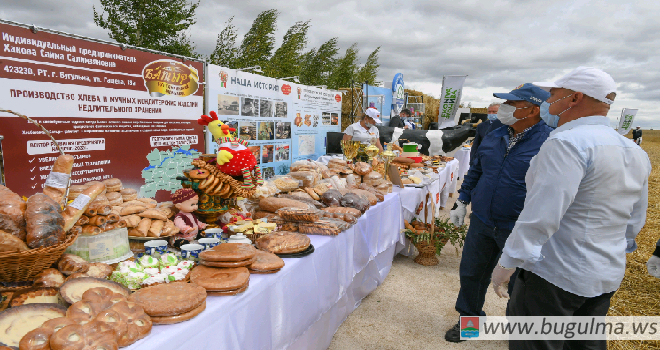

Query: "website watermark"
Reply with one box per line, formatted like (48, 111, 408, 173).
(460, 316, 660, 340)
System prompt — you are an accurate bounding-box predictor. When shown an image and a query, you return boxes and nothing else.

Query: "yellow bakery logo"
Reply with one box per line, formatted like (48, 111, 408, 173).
(143, 59, 199, 98)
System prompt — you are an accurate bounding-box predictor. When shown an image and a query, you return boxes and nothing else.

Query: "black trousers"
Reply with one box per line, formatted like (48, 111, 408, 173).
(508, 270, 615, 350)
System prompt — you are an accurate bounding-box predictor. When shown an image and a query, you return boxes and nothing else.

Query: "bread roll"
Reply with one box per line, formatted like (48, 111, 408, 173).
(83, 207, 97, 217)
(0, 185, 27, 240)
(42, 154, 74, 206)
(76, 215, 89, 226)
(90, 204, 112, 216)
(81, 225, 102, 235)
(121, 215, 141, 228)
(62, 183, 105, 231)
(115, 220, 127, 229)
(106, 213, 119, 223)
(70, 225, 83, 236)
(103, 223, 116, 232)
(87, 215, 107, 226)
(26, 193, 65, 248)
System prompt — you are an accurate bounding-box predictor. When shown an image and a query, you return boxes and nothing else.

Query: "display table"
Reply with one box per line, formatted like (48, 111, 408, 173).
(126, 193, 405, 350)
(454, 147, 471, 179)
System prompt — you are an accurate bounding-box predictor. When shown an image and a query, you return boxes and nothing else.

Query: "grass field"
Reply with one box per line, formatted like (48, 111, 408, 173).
(609, 130, 660, 349)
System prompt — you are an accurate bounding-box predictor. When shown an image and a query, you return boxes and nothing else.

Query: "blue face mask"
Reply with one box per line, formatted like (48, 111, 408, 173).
(540, 94, 573, 128)
(487, 114, 498, 121)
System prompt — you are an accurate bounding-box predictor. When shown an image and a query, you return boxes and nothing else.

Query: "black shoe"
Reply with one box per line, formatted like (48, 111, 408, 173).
(444, 322, 465, 343)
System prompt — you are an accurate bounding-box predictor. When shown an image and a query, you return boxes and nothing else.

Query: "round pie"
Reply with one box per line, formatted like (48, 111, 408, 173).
(59, 277, 130, 304)
(150, 300, 206, 325)
(249, 250, 285, 271)
(199, 243, 256, 262)
(128, 282, 206, 317)
(200, 256, 256, 268)
(0, 304, 67, 348)
(190, 266, 250, 292)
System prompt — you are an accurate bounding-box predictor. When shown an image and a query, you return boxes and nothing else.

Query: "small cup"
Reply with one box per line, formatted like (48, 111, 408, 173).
(204, 228, 224, 240)
(180, 244, 204, 261)
(199, 238, 220, 250)
(144, 240, 168, 257)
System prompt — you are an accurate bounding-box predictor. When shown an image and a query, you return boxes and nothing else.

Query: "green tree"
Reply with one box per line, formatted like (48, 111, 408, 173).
(328, 43, 359, 90)
(268, 20, 311, 78)
(355, 47, 380, 85)
(236, 9, 278, 70)
(299, 37, 339, 86)
(93, 0, 200, 57)
(209, 16, 239, 68)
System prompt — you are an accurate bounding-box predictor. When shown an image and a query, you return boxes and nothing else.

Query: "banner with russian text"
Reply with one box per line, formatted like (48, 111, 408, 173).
(437, 75, 467, 129)
(617, 108, 638, 135)
(0, 21, 205, 200)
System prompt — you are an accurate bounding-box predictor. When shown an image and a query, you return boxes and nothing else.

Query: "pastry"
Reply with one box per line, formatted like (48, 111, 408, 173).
(65, 272, 88, 282)
(256, 231, 310, 254)
(18, 317, 77, 350)
(32, 268, 65, 288)
(59, 277, 130, 304)
(147, 220, 164, 238)
(105, 300, 152, 346)
(258, 197, 310, 213)
(10, 288, 60, 307)
(120, 205, 146, 216)
(42, 154, 74, 206)
(81, 225, 102, 235)
(190, 266, 249, 292)
(87, 215, 107, 226)
(90, 194, 110, 206)
(85, 263, 113, 279)
(199, 243, 256, 262)
(106, 213, 120, 223)
(120, 188, 138, 201)
(150, 300, 206, 325)
(121, 214, 141, 228)
(0, 303, 67, 348)
(102, 178, 122, 192)
(249, 250, 285, 272)
(0, 230, 29, 252)
(128, 282, 206, 317)
(67, 184, 85, 201)
(139, 208, 168, 221)
(106, 192, 123, 206)
(62, 182, 105, 232)
(136, 218, 151, 237)
(49, 320, 117, 350)
(200, 256, 256, 268)
(25, 193, 65, 248)
(137, 198, 158, 208)
(57, 253, 90, 275)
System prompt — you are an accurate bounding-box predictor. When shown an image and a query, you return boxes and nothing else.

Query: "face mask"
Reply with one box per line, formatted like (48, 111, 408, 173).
(365, 122, 375, 128)
(487, 114, 498, 121)
(497, 104, 530, 126)
(540, 94, 573, 128)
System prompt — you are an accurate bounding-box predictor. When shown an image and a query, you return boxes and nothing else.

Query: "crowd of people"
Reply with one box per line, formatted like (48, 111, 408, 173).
(442, 67, 651, 350)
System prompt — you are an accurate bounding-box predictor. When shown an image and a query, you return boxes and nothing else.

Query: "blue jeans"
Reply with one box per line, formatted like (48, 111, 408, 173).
(455, 215, 519, 317)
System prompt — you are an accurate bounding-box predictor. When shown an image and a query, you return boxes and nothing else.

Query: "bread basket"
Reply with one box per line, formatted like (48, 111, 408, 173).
(0, 108, 76, 281)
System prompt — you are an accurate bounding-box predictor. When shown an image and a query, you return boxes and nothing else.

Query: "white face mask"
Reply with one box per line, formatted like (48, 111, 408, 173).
(497, 103, 530, 126)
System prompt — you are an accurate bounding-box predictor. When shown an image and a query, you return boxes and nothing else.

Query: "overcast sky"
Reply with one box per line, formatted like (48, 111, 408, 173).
(2, 0, 658, 128)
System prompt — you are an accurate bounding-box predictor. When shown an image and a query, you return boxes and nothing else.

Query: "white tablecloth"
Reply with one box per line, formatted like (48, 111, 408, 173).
(437, 159, 460, 209)
(126, 193, 405, 350)
(454, 148, 471, 179)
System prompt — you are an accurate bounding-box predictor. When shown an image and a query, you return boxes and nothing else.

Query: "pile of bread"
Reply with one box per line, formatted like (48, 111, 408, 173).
(116, 199, 178, 238)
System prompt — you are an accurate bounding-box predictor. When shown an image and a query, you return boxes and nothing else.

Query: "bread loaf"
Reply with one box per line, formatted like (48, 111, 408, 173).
(0, 230, 29, 252)
(26, 193, 65, 248)
(62, 183, 105, 231)
(0, 185, 26, 240)
(42, 154, 74, 206)
(259, 197, 310, 213)
(322, 207, 362, 218)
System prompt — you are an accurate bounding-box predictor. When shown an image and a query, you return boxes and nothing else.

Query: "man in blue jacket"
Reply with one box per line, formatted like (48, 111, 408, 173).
(444, 83, 552, 343)
(470, 102, 502, 163)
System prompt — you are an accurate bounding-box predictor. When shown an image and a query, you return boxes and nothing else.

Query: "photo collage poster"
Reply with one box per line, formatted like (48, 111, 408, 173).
(206, 64, 342, 179)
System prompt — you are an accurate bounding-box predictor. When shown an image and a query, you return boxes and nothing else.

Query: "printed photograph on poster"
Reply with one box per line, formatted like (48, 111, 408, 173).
(313, 115, 319, 127)
(298, 135, 316, 156)
(275, 145, 290, 162)
(275, 122, 291, 139)
(248, 146, 260, 164)
(275, 102, 287, 118)
(331, 113, 339, 125)
(322, 113, 331, 125)
(260, 100, 274, 118)
(304, 114, 312, 127)
(294, 113, 303, 127)
(239, 121, 257, 140)
(262, 167, 275, 180)
(277, 163, 290, 175)
(261, 145, 274, 164)
(217, 95, 240, 115)
(241, 97, 259, 116)
(258, 122, 274, 140)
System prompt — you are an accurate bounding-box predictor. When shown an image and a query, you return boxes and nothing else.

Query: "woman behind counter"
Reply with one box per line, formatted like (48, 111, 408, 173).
(342, 108, 384, 152)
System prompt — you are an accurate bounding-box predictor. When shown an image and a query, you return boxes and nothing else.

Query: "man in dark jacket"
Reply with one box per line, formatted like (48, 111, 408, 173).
(633, 126, 642, 145)
(470, 103, 502, 163)
(388, 109, 411, 128)
(444, 83, 552, 343)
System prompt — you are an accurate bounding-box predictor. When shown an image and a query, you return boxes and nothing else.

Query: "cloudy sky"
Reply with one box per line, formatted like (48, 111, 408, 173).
(2, 0, 658, 128)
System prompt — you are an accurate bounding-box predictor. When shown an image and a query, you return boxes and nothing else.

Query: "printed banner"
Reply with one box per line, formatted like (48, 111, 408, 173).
(392, 73, 404, 115)
(617, 108, 638, 135)
(0, 22, 205, 200)
(437, 75, 467, 129)
(205, 64, 342, 179)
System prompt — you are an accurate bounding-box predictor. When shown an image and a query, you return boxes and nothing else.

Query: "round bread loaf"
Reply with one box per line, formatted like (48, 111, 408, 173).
(199, 243, 256, 262)
(129, 282, 206, 317)
(106, 192, 123, 206)
(102, 178, 122, 192)
(120, 188, 138, 201)
(190, 266, 250, 291)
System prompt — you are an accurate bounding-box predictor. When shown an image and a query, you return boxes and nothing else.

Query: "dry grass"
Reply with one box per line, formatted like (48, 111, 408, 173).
(609, 130, 660, 349)
(404, 89, 440, 129)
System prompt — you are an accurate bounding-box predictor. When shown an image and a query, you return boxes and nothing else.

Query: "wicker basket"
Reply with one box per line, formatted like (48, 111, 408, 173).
(413, 239, 439, 266)
(0, 232, 78, 281)
(0, 108, 73, 281)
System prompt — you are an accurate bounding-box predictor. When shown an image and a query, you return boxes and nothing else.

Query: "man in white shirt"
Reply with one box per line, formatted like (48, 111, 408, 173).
(491, 67, 651, 350)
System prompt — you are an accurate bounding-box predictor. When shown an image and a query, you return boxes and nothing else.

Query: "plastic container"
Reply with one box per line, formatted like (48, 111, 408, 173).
(65, 227, 133, 264)
(407, 156, 423, 163)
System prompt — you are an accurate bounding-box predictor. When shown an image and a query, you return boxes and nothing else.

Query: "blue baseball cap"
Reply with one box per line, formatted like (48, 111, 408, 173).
(493, 83, 551, 106)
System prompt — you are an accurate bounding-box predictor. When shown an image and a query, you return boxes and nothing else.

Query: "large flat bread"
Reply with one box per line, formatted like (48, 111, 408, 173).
(200, 256, 256, 268)
(150, 300, 206, 325)
(190, 266, 250, 292)
(129, 282, 206, 317)
(199, 243, 256, 262)
(0, 303, 67, 348)
(59, 277, 130, 304)
(249, 250, 285, 271)
(256, 231, 310, 254)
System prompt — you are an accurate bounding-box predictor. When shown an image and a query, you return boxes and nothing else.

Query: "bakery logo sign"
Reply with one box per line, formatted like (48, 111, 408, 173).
(281, 84, 292, 95)
(219, 71, 229, 88)
(335, 94, 342, 102)
(142, 59, 199, 98)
